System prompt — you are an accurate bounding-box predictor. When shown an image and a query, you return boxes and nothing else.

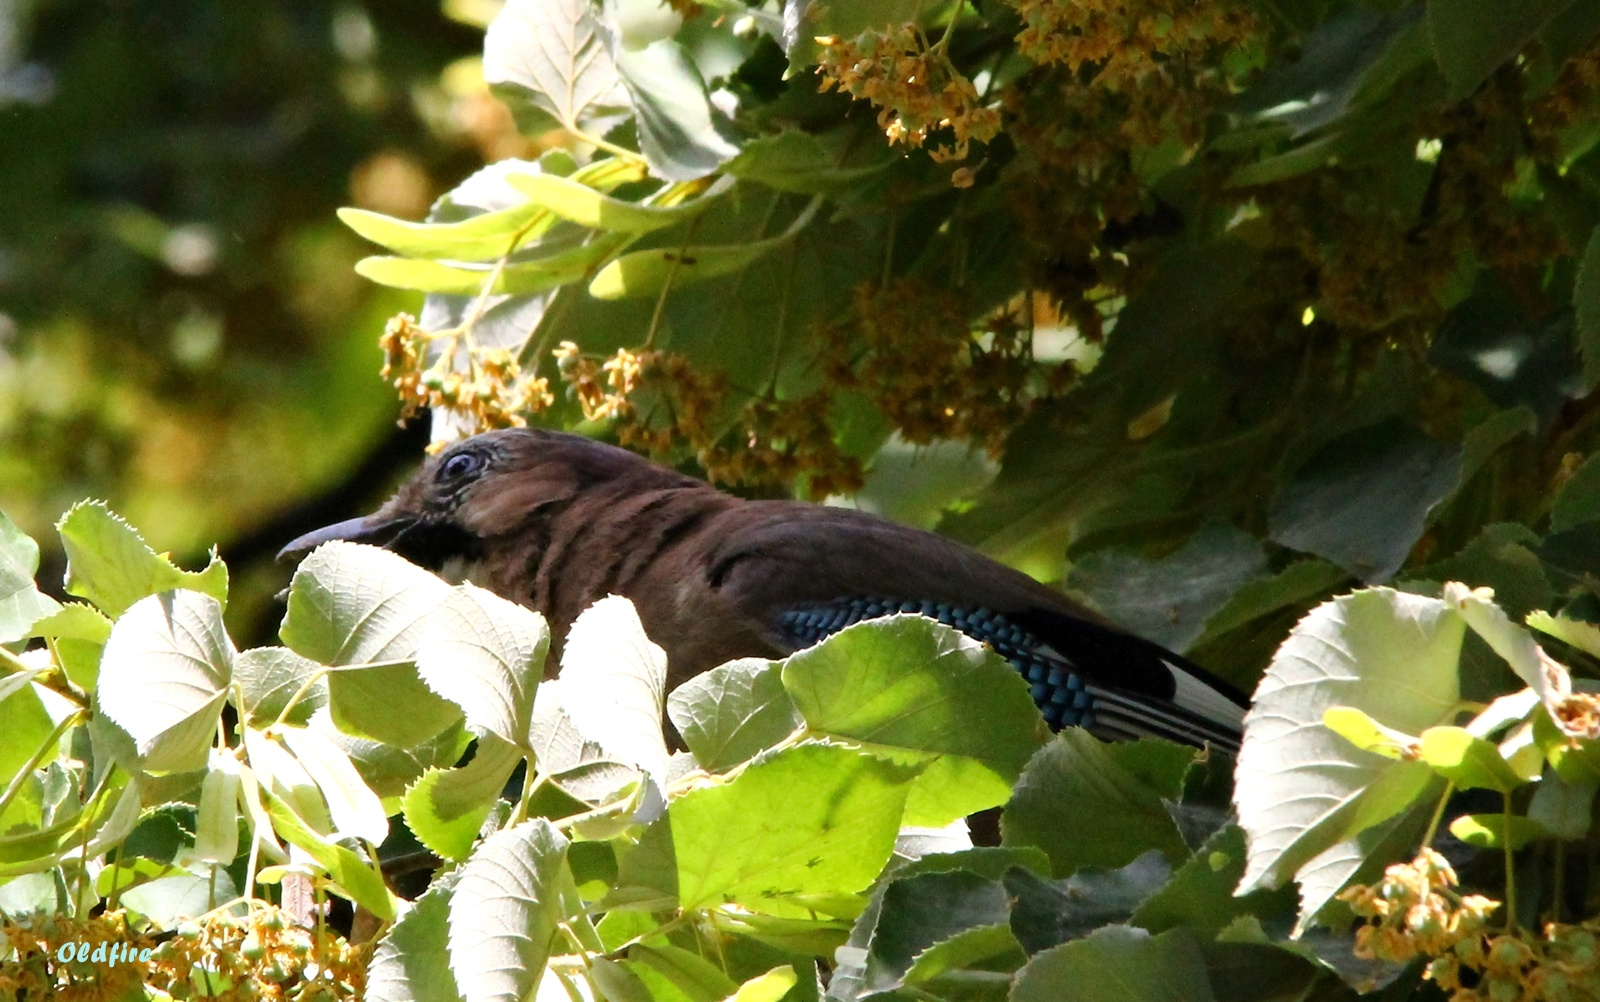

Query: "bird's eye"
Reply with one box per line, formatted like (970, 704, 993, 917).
(439, 451, 485, 481)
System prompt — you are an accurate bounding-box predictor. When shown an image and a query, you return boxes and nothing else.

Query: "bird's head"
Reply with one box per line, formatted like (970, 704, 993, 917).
(276, 428, 697, 572)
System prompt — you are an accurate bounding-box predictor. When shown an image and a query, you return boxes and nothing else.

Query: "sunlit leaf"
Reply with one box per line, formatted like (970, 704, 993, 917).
(416, 582, 549, 750)
(368, 870, 464, 1002)
(782, 615, 1048, 827)
(483, 0, 629, 136)
(666, 658, 801, 773)
(447, 819, 583, 1002)
(1234, 589, 1463, 898)
(57, 501, 228, 619)
(0, 508, 59, 644)
(614, 742, 920, 912)
(559, 595, 670, 781)
(505, 171, 731, 233)
(98, 590, 234, 775)
(1449, 812, 1545, 850)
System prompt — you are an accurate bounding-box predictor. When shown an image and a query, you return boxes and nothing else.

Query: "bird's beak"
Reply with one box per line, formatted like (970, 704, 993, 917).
(276, 514, 413, 562)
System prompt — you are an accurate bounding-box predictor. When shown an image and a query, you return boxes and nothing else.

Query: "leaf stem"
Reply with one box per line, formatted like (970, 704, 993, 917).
(1502, 789, 1517, 932)
(271, 665, 334, 730)
(572, 130, 649, 169)
(643, 217, 702, 349)
(1420, 780, 1455, 848)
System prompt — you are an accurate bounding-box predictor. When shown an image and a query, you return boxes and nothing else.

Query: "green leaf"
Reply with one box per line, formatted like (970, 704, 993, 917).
(26, 602, 111, 644)
(1011, 925, 1217, 1002)
(1005, 852, 1173, 954)
(1429, 294, 1579, 428)
(1131, 825, 1286, 935)
(726, 967, 799, 1002)
(1234, 588, 1464, 897)
(331, 717, 473, 801)
(506, 171, 730, 234)
(1428, 0, 1577, 99)
(861, 869, 1012, 993)
(281, 540, 452, 664)
(903, 924, 1026, 988)
(354, 236, 627, 295)
(1001, 730, 1193, 878)
(667, 659, 803, 773)
(1578, 224, 1600, 390)
(1070, 523, 1269, 653)
(1322, 707, 1419, 760)
(483, 0, 629, 136)
(446, 819, 583, 1002)
(235, 646, 326, 727)
(1420, 523, 1552, 621)
(278, 723, 390, 843)
(1443, 582, 1548, 693)
(1195, 559, 1347, 643)
(613, 38, 741, 181)
(121, 869, 239, 927)
(56, 501, 228, 619)
(1268, 419, 1462, 583)
(1416, 726, 1523, 792)
(1555, 453, 1600, 534)
(261, 787, 397, 920)
(589, 235, 788, 300)
(281, 541, 462, 746)
(1528, 772, 1596, 841)
(1528, 610, 1600, 659)
(1449, 812, 1545, 850)
(326, 661, 463, 749)
(1291, 775, 1437, 936)
(782, 615, 1048, 827)
(591, 959, 657, 1002)
(629, 943, 739, 1002)
(245, 726, 334, 835)
(416, 583, 548, 751)
(337, 203, 551, 262)
(0, 682, 55, 803)
(615, 742, 920, 912)
(192, 759, 241, 865)
(0, 509, 59, 644)
(97, 590, 234, 775)
(558, 595, 670, 780)
(727, 131, 890, 194)
(401, 733, 523, 862)
(368, 870, 464, 1002)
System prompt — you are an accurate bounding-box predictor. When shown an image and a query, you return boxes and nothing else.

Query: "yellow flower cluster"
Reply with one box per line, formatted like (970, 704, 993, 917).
(1341, 850, 1600, 1001)
(1341, 849, 1500, 965)
(1008, 0, 1256, 88)
(815, 25, 1001, 163)
(379, 312, 554, 431)
(0, 907, 365, 1001)
(553, 341, 643, 422)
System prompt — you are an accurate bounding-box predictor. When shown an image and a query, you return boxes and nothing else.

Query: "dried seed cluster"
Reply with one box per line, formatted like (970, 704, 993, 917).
(380, 312, 554, 433)
(553, 341, 643, 422)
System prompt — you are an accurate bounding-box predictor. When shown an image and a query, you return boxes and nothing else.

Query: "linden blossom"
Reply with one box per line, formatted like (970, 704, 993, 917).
(55, 941, 156, 965)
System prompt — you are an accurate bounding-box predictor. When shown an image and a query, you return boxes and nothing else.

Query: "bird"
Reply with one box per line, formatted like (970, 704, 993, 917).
(279, 428, 1247, 752)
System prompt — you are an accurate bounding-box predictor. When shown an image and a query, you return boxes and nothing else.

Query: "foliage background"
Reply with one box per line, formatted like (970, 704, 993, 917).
(8, 1, 1600, 999)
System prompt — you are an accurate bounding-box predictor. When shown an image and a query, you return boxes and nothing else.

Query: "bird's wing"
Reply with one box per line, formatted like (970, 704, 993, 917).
(702, 503, 1246, 752)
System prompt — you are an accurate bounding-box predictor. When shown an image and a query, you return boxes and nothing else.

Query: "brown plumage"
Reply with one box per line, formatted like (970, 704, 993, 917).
(279, 428, 1246, 751)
